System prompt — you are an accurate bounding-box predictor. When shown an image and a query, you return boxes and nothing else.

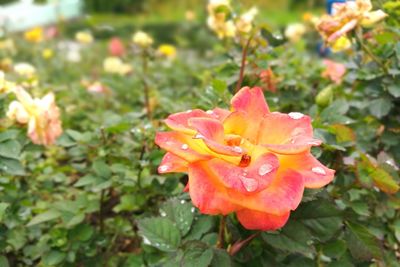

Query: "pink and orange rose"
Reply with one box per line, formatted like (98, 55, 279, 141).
(155, 87, 335, 231)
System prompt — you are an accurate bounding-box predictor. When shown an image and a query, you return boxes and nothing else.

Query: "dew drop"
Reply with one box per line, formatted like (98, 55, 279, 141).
(191, 207, 195, 213)
(181, 143, 189, 150)
(142, 236, 151, 245)
(206, 110, 213, 114)
(307, 140, 320, 145)
(194, 133, 204, 139)
(240, 176, 258, 192)
(288, 112, 304, 120)
(232, 146, 243, 153)
(159, 165, 169, 173)
(258, 164, 273, 176)
(180, 200, 186, 204)
(311, 166, 326, 175)
(160, 210, 167, 217)
(186, 109, 192, 113)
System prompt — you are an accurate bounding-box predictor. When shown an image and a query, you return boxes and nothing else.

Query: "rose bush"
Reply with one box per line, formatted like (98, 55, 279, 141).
(156, 86, 335, 230)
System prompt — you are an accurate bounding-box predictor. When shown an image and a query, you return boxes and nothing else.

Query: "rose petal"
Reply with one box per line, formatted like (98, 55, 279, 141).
(207, 153, 279, 194)
(188, 161, 238, 215)
(236, 209, 290, 231)
(258, 112, 320, 154)
(155, 131, 212, 162)
(328, 19, 357, 43)
(231, 86, 270, 115)
(188, 117, 225, 142)
(158, 152, 188, 173)
(228, 169, 305, 215)
(279, 152, 335, 188)
(164, 109, 210, 134)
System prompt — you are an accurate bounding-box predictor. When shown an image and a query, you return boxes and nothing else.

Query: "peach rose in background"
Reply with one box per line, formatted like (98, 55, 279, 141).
(316, 0, 387, 46)
(322, 59, 346, 84)
(155, 87, 335, 231)
(7, 87, 62, 146)
(108, 37, 125, 57)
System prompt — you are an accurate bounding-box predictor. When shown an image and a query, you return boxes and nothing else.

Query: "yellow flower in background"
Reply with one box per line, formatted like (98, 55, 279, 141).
(285, 23, 307, 43)
(14, 63, 36, 78)
(236, 7, 258, 34)
(7, 87, 62, 146)
(0, 58, 13, 71)
(42, 49, 54, 59)
(331, 36, 352, 52)
(75, 31, 94, 44)
(24, 27, 43, 43)
(103, 57, 132, 76)
(132, 31, 154, 48)
(0, 71, 16, 93)
(157, 44, 177, 59)
(0, 39, 16, 53)
(207, 0, 236, 39)
(185, 10, 196, 22)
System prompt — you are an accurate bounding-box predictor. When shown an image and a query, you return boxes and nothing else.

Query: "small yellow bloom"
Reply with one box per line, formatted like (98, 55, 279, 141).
(0, 58, 13, 71)
(157, 44, 177, 59)
(207, 0, 236, 39)
(331, 36, 352, 52)
(132, 31, 153, 48)
(236, 7, 258, 34)
(42, 49, 54, 59)
(24, 27, 43, 43)
(75, 31, 93, 44)
(0, 39, 16, 53)
(285, 23, 307, 43)
(14, 63, 36, 78)
(0, 71, 16, 93)
(103, 57, 132, 76)
(185, 10, 196, 21)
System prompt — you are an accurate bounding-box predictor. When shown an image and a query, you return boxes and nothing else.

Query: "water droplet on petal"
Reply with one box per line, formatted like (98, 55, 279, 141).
(206, 110, 213, 114)
(307, 140, 320, 145)
(232, 146, 243, 153)
(159, 165, 169, 173)
(240, 176, 258, 192)
(194, 133, 204, 139)
(258, 164, 273, 176)
(186, 109, 192, 113)
(288, 112, 304, 120)
(181, 143, 189, 150)
(311, 166, 326, 175)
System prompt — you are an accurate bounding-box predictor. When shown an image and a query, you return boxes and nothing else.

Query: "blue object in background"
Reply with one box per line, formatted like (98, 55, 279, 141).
(317, 42, 331, 57)
(326, 0, 347, 14)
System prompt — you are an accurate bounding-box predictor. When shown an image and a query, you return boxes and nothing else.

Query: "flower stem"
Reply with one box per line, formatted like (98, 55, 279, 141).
(216, 215, 227, 248)
(235, 37, 253, 93)
(142, 51, 152, 120)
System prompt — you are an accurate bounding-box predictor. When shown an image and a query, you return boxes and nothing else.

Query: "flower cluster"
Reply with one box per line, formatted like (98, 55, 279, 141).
(6, 86, 62, 146)
(207, 0, 258, 39)
(155, 87, 335, 231)
(103, 57, 132, 76)
(316, 0, 387, 49)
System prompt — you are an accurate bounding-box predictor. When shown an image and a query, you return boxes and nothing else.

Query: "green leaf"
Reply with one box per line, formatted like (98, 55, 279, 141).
(0, 157, 25, 175)
(368, 98, 393, 118)
(138, 217, 181, 252)
(345, 221, 383, 261)
(0, 139, 21, 158)
(210, 249, 232, 267)
(0, 202, 10, 223)
(27, 210, 61, 226)
(0, 256, 9, 267)
(370, 167, 399, 194)
(387, 84, 400, 98)
(184, 216, 215, 241)
(160, 199, 195, 236)
(322, 240, 347, 259)
(262, 220, 315, 255)
(92, 159, 111, 178)
(0, 130, 20, 142)
(212, 79, 227, 94)
(113, 194, 145, 212)
(42, 250, 66, 266)
(292, 200, 342, 242)
(180, 241, 213, 267)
